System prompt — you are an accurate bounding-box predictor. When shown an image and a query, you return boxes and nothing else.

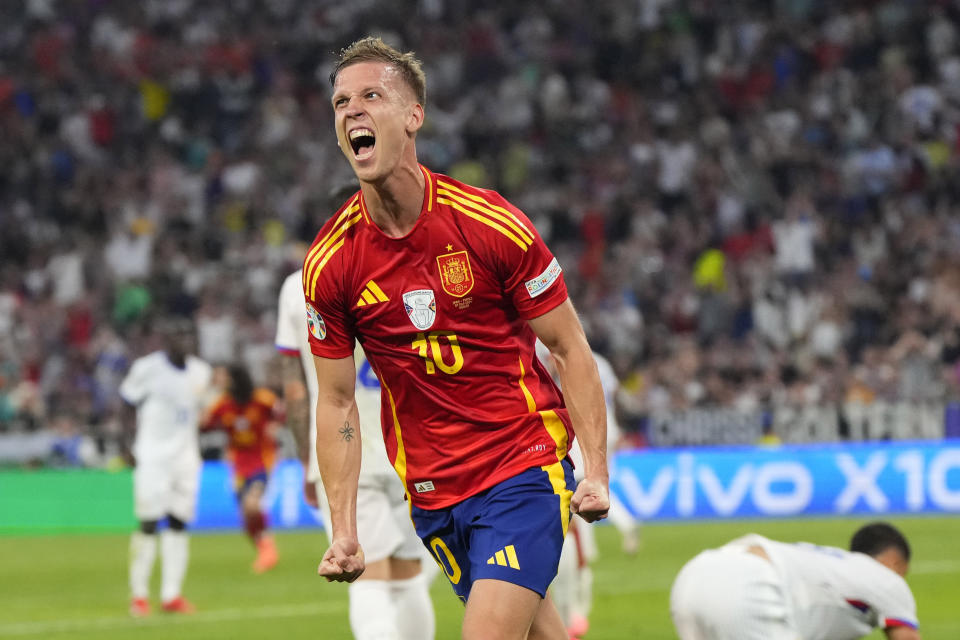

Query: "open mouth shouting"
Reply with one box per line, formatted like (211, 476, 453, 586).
(349, 128, 376, 160)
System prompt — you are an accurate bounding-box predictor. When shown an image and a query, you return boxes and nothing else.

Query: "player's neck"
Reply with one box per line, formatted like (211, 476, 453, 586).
(165, 351, 187, 369)
(361, 163, 425, 238)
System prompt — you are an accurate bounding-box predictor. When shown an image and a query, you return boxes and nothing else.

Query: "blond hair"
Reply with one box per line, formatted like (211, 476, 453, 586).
(330, 37, 426, 106)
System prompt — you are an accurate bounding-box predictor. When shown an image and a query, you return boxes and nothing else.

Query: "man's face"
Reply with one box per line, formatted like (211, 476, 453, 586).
(165, 325, 195, 358)
(331, 61, 421, 183)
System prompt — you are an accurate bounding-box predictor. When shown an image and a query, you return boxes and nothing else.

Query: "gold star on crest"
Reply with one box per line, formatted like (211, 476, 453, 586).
(445, 243, 453, 251)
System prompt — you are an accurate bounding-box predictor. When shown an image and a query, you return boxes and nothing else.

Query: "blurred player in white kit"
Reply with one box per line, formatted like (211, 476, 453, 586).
(276, 266, 435, 640)
(120, 317, 213, 617)
(539, 343, 639, 638)
(670, 521, 920, 640)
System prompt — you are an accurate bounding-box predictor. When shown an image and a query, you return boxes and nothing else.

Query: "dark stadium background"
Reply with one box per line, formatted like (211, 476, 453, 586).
(1, 1, 958, 638)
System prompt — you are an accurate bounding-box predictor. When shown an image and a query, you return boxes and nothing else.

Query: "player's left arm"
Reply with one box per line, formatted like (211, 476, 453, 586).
(529, 298, 610, 523)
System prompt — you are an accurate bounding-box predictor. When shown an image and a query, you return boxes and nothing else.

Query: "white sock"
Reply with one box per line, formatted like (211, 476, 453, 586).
(129, 532, 157, 599)
(160, 530, 189, 602)
(578, 564, 594, 619)
(390, 574, 435, 640)
(348, 580, 400, 640)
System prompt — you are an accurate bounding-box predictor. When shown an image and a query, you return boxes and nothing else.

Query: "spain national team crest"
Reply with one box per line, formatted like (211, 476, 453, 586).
(305, 302, 327, 340)
(403, 289, 436, 330)
(436, 250, 475, 297)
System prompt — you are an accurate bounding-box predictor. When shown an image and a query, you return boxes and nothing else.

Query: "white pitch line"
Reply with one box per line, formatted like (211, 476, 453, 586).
(910, 559, 960, 575)
(0, 601, 344, 637)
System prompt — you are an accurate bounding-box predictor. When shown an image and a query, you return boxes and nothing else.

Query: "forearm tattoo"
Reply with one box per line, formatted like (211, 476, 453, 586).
(338, 422, 355, 442)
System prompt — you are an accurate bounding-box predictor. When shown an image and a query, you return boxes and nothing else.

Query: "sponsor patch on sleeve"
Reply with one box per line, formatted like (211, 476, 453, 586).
(524, 257, 562, 298)
(305, 303, 327, 340)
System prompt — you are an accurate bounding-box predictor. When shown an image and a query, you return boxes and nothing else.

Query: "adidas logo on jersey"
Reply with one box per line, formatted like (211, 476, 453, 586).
(414, 480, 435, 493)
(356, 280, 389, 307)
(486, 545, 520, 570)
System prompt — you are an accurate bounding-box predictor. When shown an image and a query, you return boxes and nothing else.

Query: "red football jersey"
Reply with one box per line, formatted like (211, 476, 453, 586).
(303, 165, 573, 509)
(204, 388, 279, 479)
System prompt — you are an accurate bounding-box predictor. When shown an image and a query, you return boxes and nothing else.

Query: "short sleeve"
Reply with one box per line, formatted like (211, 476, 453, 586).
(495, 203, 568, 319)
(275, 272, 304, 355)
(875, 580, 919, 631)
(860, 558, 919, 631)
(303, 259, 355, 359)
(119, 358, 150, 405)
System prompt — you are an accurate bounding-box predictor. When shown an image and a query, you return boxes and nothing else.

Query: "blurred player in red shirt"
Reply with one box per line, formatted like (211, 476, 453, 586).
(204, 365, 281, 573)
(305, 37, 610, 640)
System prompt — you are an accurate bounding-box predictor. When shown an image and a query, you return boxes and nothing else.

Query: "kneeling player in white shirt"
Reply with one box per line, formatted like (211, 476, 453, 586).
(276, 269, 435, 640)
(670, 522, 920, 640)
(120, 318, 213, 617)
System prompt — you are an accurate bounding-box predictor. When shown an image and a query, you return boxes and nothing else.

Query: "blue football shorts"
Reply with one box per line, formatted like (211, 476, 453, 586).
(234, 470, 268, 499)
(411, 459, 575, 602)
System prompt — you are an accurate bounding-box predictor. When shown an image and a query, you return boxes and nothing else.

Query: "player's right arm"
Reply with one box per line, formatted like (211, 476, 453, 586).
(312, 352, 364, 583)
(885, 627, 921, 640)
(118, 356, 150, 466)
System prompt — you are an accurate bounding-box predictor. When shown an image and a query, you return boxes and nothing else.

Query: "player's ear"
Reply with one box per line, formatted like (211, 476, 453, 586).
(406, 103, 424, 134)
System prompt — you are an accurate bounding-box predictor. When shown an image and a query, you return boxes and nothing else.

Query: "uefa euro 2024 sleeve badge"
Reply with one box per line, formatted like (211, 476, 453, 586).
(305, 302, 327, 340)
(403, 289, 436, 330)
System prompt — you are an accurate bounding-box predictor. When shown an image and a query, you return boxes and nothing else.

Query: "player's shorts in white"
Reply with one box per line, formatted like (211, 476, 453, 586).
(315, 469, 423, 564)
(670, 544, 797, 640)
(133, 456, 200, 523)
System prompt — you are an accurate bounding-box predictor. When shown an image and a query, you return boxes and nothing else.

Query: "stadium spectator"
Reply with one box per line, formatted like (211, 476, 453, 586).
(0, 1, 958, 456)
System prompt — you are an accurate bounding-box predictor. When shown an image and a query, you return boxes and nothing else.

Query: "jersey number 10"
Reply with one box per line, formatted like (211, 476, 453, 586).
(411, 331, 463, 375)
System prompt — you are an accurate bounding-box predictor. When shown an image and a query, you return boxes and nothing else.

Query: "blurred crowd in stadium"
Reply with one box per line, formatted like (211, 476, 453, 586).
(2, 0, 960, 466)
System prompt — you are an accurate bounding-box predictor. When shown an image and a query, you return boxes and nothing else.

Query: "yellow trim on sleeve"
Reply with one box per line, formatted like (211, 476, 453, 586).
(302, 198, 359, 289)
(309, 238, 349, 298)
(438, 197, 529, 251)
(304, 205, 362, 297)
(437, 180, 534, 244)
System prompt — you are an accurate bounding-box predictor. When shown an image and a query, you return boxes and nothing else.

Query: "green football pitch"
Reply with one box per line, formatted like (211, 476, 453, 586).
(1, 516, 956, 639)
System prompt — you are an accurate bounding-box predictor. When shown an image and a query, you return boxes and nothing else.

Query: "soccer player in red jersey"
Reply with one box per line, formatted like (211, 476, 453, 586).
(304, 37, 610, 639)
(204, 365, 281, 574)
